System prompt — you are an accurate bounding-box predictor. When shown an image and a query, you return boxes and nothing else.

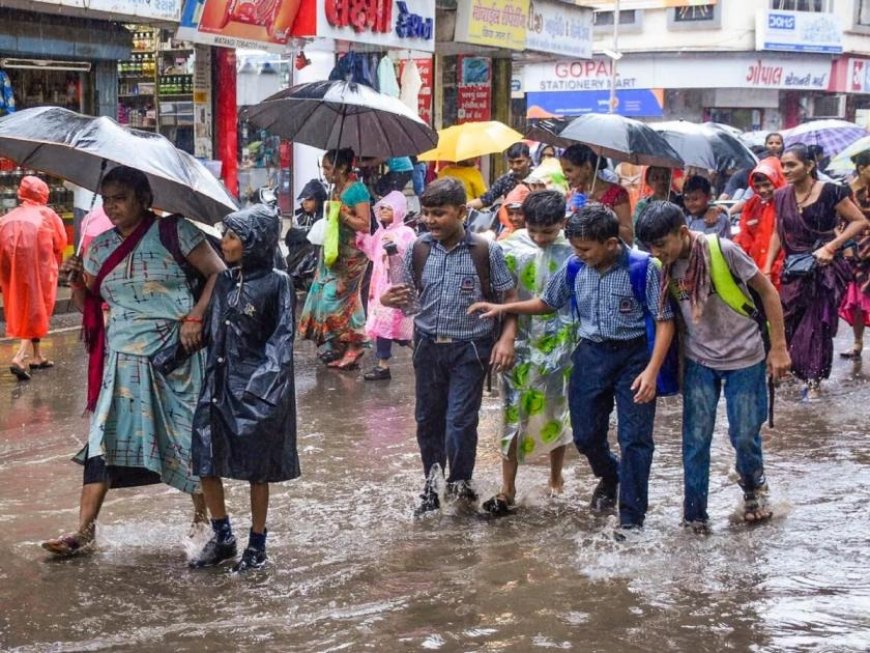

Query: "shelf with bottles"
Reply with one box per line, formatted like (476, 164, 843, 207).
(0, 162, 74, 219)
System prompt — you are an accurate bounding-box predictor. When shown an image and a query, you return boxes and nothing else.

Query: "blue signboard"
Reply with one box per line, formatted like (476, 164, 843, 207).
(527, 89, 664, 118)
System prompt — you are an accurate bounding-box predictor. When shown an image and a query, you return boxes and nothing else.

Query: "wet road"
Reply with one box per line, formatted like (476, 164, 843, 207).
(0, 321, 869, 652)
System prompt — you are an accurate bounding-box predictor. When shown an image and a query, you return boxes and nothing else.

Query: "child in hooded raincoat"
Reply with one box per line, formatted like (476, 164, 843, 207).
(0, 175, 66, 380)
(734, 157, 786, 288)
(355, 190, 416, 380)
(190, 204, 298, 573)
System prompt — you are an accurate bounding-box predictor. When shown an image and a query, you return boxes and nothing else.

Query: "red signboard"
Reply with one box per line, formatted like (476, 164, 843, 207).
(401, 58, 433, 126)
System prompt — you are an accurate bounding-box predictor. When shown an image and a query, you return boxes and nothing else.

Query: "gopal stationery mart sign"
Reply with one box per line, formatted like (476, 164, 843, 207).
(522, 55, 833, 93)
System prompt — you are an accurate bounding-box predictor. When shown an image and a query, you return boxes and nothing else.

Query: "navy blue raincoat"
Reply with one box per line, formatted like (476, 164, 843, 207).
(192, 205, 299, 483)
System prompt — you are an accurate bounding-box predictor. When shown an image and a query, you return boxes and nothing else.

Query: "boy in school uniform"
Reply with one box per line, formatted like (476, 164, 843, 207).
(683, 175, 732, 240)
(636, 201, 791, 532)
(381, 178, 518, 516)
(471, 204, 675, 536)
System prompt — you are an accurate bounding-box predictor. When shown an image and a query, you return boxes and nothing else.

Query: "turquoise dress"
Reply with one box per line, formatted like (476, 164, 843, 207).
(498, 230, 575, 462)
(298, 181, 370, 351)
(81, 217, 206, 494)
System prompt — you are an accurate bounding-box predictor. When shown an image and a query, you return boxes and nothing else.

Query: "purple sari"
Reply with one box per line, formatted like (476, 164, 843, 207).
(774, 183, 851, 381)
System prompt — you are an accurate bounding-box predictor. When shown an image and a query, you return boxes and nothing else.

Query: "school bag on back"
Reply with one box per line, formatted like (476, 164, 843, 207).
(566, 250, 680, 397)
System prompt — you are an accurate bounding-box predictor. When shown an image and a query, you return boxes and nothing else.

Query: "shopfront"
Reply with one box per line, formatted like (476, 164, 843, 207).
(522, 52, 837, 130)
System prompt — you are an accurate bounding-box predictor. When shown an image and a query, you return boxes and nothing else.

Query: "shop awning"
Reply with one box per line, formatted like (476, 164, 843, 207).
(0, 8, 131, 61)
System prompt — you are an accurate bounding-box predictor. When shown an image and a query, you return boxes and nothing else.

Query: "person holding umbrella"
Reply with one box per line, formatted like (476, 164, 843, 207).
(467, 143, 533, 211)
(41, 166, 225, 557)
(298, 147, 371, 370)
(0, 175, 67, 380)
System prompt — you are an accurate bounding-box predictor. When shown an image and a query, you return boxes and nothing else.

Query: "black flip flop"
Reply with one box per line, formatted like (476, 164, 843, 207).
(481, 494, 515, 517)
(9, 365, 31, 381)
(29, 360, 55, 370)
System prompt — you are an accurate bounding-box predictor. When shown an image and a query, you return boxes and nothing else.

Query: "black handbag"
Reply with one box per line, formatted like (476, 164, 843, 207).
(781, 252, 817, 281)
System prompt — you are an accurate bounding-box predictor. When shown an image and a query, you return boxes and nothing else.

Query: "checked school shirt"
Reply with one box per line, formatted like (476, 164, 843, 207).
(403, 230, 514, 341)
(541, 244, 673, 342)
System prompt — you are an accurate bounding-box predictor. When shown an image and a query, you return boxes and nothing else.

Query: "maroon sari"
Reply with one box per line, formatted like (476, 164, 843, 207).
(774, 183, 851, 381)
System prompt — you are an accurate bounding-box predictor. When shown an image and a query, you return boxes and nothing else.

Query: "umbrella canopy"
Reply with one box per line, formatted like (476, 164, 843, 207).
(0, 107, 237, 224)
(417, 121, 524, 162)
(649, 120, 757, 172)
(740, 130, 770, 149)
(524, 118, 575, 149)
(703, 121, 743, 138)
(782, 119, 869, 158)
(825, 134, 870, 174)
(557, 113, 685, 168)
(242, 80, 437, 158)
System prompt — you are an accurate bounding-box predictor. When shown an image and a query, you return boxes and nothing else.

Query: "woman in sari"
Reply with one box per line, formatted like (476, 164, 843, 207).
(765, 144, 869, 400)
(298, 148, 371, 370)
(560, 143, 633, 244)
(41, 166, 225, 556)
(839, 150, 870, 359)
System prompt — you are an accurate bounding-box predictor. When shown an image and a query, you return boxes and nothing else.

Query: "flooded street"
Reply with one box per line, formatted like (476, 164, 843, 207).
(1, 322, 869, 652)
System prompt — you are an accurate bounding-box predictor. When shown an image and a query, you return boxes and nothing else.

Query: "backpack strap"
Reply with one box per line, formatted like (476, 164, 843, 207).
(627, 249, 652, 312)
(467, 231, 494, 301)
(705, 233, 756, 318)
(158, 214, 202, 293)
(411, 236, 432, 294)
(565, 255, 584, 320)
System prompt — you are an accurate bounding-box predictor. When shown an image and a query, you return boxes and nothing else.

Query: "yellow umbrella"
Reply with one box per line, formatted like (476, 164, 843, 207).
(417, 121, 525, 162)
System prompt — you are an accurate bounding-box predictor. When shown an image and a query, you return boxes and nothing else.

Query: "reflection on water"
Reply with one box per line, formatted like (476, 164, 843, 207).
(0, 331, 868, 651)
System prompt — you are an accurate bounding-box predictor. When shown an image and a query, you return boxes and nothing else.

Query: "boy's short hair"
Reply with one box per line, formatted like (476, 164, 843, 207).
(522, 190, 565, 227)
(683, 175, 712, 196)
(635, 200, 686, 244)
(565, 203, 619, 243)
(506, 142, 530, 159)
(420, 177, 467, 208)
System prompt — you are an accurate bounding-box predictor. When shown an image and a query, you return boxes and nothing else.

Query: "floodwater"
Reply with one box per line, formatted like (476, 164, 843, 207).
(0, 324, 869, 652)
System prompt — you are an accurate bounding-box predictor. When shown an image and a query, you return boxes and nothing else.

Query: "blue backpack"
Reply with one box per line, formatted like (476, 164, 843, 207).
(566, 250, 680, 397)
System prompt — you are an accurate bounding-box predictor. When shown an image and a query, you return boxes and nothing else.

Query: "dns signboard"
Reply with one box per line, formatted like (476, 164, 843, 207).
(755, 8, 842, 55)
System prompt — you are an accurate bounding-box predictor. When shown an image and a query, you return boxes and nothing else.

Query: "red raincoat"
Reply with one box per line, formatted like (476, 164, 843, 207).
(0, 176, 67, 338)
(734, 157, 785, 288)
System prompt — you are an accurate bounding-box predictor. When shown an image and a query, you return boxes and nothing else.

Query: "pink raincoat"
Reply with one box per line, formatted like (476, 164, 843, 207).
(356, 191, 416, 341)
(0, 176, 66, 339)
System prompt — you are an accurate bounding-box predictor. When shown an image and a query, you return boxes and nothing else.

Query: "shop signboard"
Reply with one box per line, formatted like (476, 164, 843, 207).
(527, 89, 664, 118)
(28, 0, 182, 21)
(193, 45, 213, 159)
(525, 0, 593, 60)
(846, 58, 870, 94)
(523, 55, 833, 93)
(457, 56, 492, 123)
(314, 0, 436, 53)
(588, 1, 716, 7)
(400, 58, 433, 126)
(755, 9, 843, 55)
(175, 0, 303, 52)
(455, 0, 529, 51)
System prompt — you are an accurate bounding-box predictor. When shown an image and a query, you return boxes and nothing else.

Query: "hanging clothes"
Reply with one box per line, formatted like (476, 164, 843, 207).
(0, 176, 67, 339)
(400, 59, 422, 114)
(377, 56, 400, 98)
(0, 71, 15, 115)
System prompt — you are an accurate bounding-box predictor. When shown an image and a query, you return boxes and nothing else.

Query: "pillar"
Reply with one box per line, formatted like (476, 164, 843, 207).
(215, 48, 238, 197)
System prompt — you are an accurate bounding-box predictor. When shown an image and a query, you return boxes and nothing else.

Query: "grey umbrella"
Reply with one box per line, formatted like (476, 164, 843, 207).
(650, 120, 757, 172)
(0, 106, 237, 224)
(242, 80, 437, 158)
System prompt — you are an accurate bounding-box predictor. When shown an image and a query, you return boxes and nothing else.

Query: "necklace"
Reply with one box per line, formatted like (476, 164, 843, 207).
(795, 181, 816, 214)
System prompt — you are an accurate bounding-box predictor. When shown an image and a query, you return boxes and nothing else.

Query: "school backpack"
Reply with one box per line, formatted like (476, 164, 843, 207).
(411, 231, 496, 301)
(705, 233, 770, 353)
(566, 249, 681, 397)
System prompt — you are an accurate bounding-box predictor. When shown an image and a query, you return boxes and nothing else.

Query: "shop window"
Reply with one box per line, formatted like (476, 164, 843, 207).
(667, 3, 721, 30)
(856, 0, 870, 27)
(593, 10, 643, 34)
(769, 0, 832, 11)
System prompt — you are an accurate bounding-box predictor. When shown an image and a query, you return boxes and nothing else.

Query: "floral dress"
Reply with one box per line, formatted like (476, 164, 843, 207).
(80, 218, 205, 494)
(498, 230, 575, 462)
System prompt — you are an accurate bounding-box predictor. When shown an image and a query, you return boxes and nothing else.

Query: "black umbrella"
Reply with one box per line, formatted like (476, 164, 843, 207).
(524, 118, 575, 149)
(242, 80, 437, 158)
(556, 113, 685, 168)
(0, 106, 237, 224)
(650, 120, 758, 172)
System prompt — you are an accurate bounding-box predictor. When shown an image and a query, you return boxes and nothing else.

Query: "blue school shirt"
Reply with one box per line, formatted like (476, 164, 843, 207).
(402, 230, 515, 341)
(541, 244, 672, 342)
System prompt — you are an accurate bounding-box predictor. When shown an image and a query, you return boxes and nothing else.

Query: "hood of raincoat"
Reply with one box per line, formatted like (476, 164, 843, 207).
(749, 157, 785, 195)
(374, 190, 407, 231)
(222, 204, 280, 271)
(504, 183, 530, 208)
(297, 179, 328, 203)
(17, 176, 49, 205)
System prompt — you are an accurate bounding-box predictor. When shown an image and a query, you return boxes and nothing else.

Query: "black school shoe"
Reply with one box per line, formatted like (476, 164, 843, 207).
(363, 366, 391, 381)
(413, 485, 440, 517)
(232, 546, 267, 573)
(189, 535, 237, 569)
(445, 480, 478, 503)
(589, 479, 618, 513)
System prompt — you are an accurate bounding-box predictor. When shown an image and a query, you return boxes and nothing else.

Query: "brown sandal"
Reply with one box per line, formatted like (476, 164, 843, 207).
(41, 531, 95, 557)
(840, 341, 863, 359)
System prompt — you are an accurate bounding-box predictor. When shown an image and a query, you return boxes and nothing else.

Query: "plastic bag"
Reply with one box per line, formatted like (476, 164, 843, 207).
(323, 200, 341, 268)
(307, 218, 326, 245)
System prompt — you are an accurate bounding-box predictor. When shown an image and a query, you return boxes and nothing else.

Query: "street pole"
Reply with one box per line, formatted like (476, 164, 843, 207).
(609, 0, 620, 114)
